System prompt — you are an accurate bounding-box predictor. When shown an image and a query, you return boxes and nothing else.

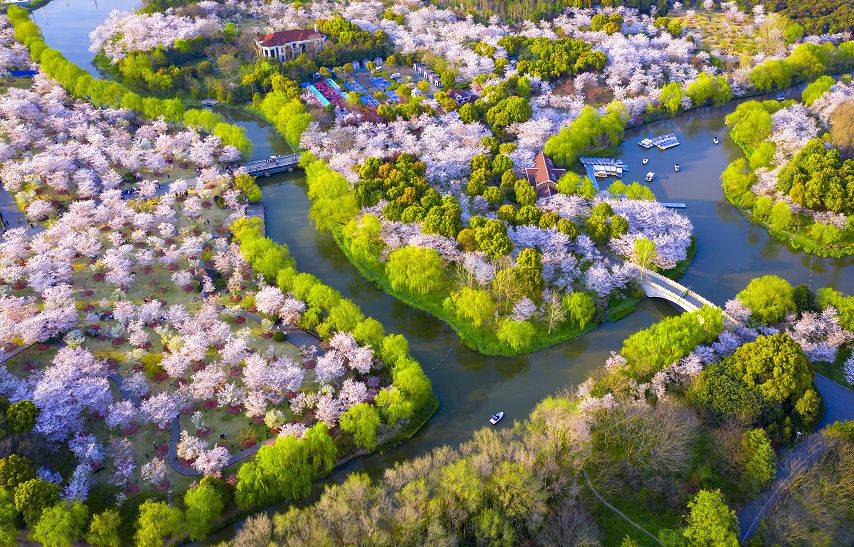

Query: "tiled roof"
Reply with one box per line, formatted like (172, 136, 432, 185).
(257, 29, 324, 47)
(525, 151, 565, 197)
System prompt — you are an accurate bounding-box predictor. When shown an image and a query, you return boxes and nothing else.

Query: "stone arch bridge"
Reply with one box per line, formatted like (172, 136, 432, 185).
(634, 266, 737, 325)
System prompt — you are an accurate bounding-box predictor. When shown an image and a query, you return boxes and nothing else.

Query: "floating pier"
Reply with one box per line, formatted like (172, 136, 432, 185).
(580, 157, 629, 188)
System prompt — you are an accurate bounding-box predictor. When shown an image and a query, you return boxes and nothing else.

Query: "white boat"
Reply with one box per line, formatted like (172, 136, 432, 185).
(642, 157, 649, 165)
(674, 163, 680, 172)
(645, 172, 655, 182)
(777, 96, 785, 101)
(713, 137, 719, 145)
(489, 411, 504, 425)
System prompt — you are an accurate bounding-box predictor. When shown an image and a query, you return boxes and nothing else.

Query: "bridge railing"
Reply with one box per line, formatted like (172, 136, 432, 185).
(242, 154, 300, 173)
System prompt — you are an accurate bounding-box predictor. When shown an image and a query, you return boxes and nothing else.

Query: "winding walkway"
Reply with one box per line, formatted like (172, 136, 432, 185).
(737, 374, 854, 540)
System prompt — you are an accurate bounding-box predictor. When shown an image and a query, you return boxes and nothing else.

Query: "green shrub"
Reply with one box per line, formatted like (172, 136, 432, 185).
(816, 288, 854, 330)
(736, 275, 795, 324)
(619, 306, 724, 380)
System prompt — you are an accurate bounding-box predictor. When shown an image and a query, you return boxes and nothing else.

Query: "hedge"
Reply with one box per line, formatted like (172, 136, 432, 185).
(6, 6, 252, 156)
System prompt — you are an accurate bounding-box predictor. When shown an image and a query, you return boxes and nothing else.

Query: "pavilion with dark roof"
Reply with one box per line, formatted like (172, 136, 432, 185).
(525, 151, 565, 198)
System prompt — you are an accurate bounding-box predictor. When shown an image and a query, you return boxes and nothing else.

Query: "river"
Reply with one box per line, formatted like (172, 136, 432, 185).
(35, 0, 853, 511)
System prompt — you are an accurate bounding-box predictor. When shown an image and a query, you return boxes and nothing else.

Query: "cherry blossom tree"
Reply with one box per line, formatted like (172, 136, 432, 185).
(192, 446, 230, 476)
(140, 457, 168, 487)
(105, 401, 138, 432)
(33, 346, 112, 443)
(140, 392, 180, 430)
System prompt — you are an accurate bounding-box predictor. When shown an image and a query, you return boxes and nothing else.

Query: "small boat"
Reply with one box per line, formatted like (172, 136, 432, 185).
(713, 136, 719, 145)
(674, 163, 680, 172)
(645, 172, 655, 182)
(777, 95, 785, 101)
(642, 157, 649, 165)
(489, 411, 504, 425)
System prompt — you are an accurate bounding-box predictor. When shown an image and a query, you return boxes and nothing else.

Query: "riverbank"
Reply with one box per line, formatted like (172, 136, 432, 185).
(722, 179, 853, 258)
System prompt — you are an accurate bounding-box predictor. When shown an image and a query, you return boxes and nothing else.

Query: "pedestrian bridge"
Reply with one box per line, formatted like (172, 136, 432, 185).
(242, 154, 300, 177)
(635, 266, 737, 324)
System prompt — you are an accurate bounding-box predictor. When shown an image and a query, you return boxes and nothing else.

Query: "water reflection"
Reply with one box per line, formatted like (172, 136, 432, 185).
(34, 0, 140, 74)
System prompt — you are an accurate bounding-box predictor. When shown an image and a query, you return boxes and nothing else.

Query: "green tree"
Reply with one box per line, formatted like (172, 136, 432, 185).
(235, 424, 335, 509)
(610, 214, 629, 237)
(339, 403, 381, 450)
(31, 501, 89, 547)
(497, 319, 535, 351)
(742, 428, 776, 495)
(386, 246, 447, 295)
(14, 478, 60, 527)
(86, 509, 122, 547)
(563, 291, 596, 330)
(621, 307, 724, 380)
(768, 200, 793, 231)
(485, 96, 532, 130)
(0, 489, 17, 546)
(682, 490, 739, 546)
(658, 82, 684, 116)
(801, 75, 834, 105)
(816, 287, 854, 330)
(514, 179, 537, 205)
(558, 172, 596, 199)
(233, 173, 262, 203)
(458, 102, 478, 123)
(482, 186, 503, 206)
(691, 333, 816, 436)
(726, 101, 774, 157)
(544, 104, 627, 168)
(585, 212, 610, 243)
(6, 400, 37, 434)
(448, 288, 496, 328)
(0, 455, 34, 490)
(729, 333, 813, 405)
(184, 481, 225, 541)
(134, 501, 182, 547)
(736, 275, 796, 323)
(633, 237, 658, 268)
(374, 386, 412, 425)
(488, 461, 547, 525)
(438, 459, 484, 515)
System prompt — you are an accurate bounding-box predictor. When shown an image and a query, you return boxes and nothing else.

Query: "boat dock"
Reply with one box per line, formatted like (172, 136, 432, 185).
(638, 133, 680, 150)
(661, 202, 687, 209)
(580, 157, 629, 188)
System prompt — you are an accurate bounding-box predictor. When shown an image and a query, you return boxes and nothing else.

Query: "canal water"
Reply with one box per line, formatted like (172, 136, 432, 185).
(36, 0, 853, 492)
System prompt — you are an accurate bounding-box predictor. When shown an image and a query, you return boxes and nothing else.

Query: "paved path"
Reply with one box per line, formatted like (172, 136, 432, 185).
(0, 343, 32, 365)
(737, 373, 854, 540)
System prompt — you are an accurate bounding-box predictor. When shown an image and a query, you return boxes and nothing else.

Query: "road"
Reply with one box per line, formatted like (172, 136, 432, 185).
(737, 373, 854, 540)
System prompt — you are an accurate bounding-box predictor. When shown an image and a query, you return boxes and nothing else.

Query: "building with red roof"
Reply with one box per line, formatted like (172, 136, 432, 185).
(255, 29, 325, 62)
(525, 151, 565, 198)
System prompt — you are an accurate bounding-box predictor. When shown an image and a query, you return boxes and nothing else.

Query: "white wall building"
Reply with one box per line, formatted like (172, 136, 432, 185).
(255, 29, 325, 62)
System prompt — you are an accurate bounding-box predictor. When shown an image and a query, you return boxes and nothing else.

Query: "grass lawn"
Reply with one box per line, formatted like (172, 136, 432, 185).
(0, 76, 34, 94)
(676, 12, 762, 57)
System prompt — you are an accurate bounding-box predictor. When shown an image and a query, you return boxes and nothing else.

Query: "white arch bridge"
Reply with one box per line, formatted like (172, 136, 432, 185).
(634, 266, 737, 325)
